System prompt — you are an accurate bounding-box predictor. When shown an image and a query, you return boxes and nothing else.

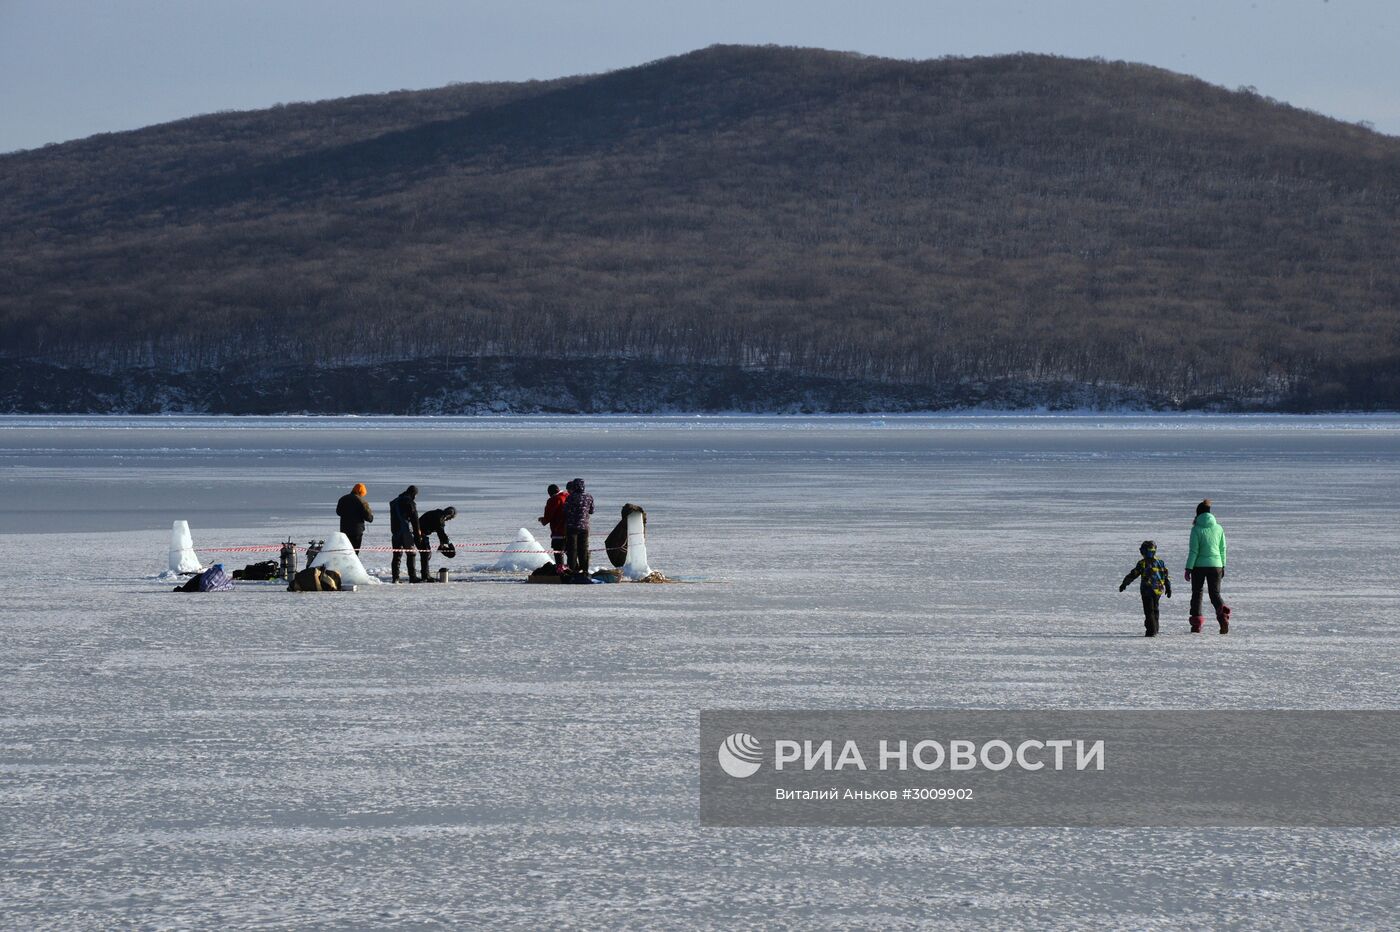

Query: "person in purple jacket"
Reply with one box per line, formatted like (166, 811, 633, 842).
(563, 478, 595, 574)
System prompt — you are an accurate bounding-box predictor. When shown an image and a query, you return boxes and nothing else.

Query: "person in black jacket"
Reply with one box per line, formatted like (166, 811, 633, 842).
(416, 506, 457, 582)
(389, 485, 422, 583)
(335, 483, 374, 553)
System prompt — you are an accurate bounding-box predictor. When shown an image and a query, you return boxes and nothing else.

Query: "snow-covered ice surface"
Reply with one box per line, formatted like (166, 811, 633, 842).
(3, 414, 1400, 928)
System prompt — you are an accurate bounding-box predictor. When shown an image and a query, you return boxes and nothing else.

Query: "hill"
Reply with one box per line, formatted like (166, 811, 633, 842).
(3, 45, 1399, 412)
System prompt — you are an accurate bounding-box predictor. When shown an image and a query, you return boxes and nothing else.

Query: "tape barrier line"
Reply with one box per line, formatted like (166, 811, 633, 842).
(197, 544, 612, 555)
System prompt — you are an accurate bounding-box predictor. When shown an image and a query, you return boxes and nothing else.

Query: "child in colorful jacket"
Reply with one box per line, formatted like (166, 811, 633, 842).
(1119, 540, 1172, 637)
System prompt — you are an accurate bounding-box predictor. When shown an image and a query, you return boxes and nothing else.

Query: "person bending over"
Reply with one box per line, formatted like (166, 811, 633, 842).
(417, 506, 457, 581)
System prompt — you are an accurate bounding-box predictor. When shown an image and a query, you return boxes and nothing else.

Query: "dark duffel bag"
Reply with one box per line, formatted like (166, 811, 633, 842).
(232, 560, 279, 581)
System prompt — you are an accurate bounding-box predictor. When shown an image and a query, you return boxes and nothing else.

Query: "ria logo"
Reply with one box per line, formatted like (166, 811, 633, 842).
(717, 732, 763, 778)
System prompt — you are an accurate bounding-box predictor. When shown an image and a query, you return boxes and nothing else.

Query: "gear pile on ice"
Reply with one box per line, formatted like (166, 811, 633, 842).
(288, 567, 345, 592)
(232, 560, 279, 581)
(172, 564, 233, 593)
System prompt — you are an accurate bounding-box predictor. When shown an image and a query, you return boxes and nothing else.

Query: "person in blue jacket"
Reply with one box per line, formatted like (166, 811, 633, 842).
(1119, 540, 1171, 637)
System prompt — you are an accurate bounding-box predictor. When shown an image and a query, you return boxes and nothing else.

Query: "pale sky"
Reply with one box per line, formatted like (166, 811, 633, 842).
(1, 0, 1396, 154)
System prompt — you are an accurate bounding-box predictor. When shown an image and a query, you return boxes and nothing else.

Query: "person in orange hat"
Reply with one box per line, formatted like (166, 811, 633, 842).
(336, 483, 374, 553)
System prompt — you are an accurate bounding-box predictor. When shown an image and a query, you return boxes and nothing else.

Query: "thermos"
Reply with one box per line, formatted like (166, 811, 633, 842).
(438, 567, 449, 583)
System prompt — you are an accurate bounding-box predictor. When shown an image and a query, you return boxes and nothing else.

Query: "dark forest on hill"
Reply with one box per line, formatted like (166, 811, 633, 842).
(2, 45, 1399, 412)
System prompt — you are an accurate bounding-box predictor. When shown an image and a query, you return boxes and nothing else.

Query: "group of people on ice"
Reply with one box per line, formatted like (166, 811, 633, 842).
(1119, 499, 1230, 637)
(333, 483, 455, 583)
(333, 479, 597, 584)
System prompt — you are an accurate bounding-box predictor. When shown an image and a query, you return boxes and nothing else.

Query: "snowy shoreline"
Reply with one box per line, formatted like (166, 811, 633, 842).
(5, 411, 1400, 431)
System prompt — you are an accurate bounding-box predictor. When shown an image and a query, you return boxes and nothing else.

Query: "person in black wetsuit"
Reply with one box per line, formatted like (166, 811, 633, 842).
(389, 486, 421, 583)
(417, 506, 457, 582)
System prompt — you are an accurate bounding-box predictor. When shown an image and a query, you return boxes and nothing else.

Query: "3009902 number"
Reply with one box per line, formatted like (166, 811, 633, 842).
(911, 788, 973, 801)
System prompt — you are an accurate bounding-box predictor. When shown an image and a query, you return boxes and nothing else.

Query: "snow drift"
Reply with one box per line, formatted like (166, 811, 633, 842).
(168, 520, 202, 574)
(308, 531, 380, 586)
(483, 528, 552, 572)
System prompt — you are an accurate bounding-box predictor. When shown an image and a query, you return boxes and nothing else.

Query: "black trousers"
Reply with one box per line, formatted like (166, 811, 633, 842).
(566, 529, 589, 574)
(1190, 567, 1225, 616)
(1140, 590, 1161, 635)
(346, 529, 363, 554)
(418, 535, 445, 579)
(551, 536, 566, 568)
(391, 535, 420, 581)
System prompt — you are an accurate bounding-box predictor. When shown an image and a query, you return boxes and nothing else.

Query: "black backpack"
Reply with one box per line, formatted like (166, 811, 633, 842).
(232, 560, 279, 581)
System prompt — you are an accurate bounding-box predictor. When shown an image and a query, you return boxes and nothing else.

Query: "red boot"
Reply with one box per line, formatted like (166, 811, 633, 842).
(1217, 605, 1231, 634)
(1190, 615, 1205, 633)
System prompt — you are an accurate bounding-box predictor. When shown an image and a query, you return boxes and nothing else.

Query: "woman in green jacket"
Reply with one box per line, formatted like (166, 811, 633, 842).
(1185, 499, 1231, 634)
